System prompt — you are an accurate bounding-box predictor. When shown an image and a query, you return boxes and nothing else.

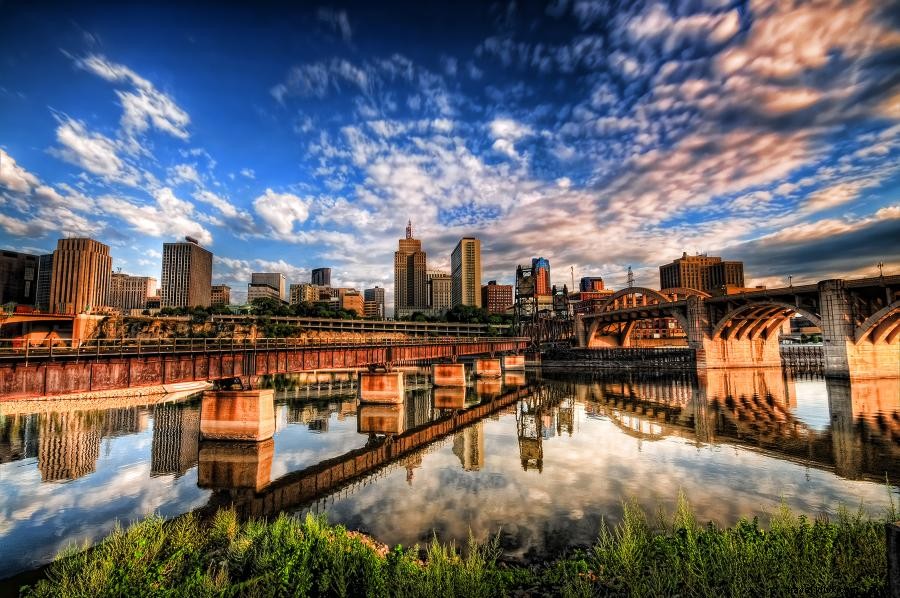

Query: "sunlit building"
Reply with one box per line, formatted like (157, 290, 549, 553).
(364, 286, 385, 318)
(49, 238, 112, 314)
(394, 220, 427, 318)
(451, 237, 481, 308)
(109, 272, 156, 313)
(532, 257, 551, 296)
(659, 253, 744, 295)
(161, 237, 212, 308)
(211, 284, 231, 306)
(481, 280, 513, 314)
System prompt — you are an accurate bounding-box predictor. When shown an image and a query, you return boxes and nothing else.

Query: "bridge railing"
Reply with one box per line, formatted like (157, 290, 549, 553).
(0, 336, 529, 360)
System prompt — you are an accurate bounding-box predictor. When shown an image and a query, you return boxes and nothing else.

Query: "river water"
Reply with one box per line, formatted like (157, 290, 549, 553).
(0, 367, 897, 579)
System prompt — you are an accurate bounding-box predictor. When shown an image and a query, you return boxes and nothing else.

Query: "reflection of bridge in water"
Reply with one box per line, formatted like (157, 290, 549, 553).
(197, 381, 547, 519)
(558, 369, 900, 483)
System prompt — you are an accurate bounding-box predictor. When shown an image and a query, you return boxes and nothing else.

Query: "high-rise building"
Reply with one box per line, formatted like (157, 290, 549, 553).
(211, 284, 231, 306)
(248, 272, 285, 303)
(426, 270, 452, 314)
(311, 267, 331, 287)
(289, 283, 319, 304)
(109, 272, 156, 313)
(481, 280, 513, 314)
(161, 237, 213, 308)
(0, 250, 38, 306)
(364, 286, 385, 318)
(34, 254, 53, 310)
(451, 237, 481, 308)
(579, 276, 605, 292)
(532, 257, 551, 296)
(363, 300, 383, 319)
(394, 220, 427, 318)
(48, 238, 112, 314)
(659, 253, 744, 294)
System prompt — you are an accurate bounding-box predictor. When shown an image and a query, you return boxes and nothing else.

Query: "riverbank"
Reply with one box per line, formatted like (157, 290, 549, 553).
(17, 497, 895, 597)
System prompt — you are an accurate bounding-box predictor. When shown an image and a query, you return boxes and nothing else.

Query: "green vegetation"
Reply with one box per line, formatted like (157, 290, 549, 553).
(21, 496, 895, 597)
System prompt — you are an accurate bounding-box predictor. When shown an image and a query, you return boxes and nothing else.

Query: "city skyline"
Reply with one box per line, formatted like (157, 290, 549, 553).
(1, 1, 899, 312)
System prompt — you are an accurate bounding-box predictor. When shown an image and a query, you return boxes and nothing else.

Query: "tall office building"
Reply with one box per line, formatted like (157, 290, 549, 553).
(109, 273, 156, 313)
(210, 284, 231, 306)
(481, 280, 513, 314)
(364, 286, 385, 318)
(0, 250, 38, 306)
(393, 220, 427, 318)
(311, 267, 331, 287)
(426, 270, 452, 313)
(48, 238, 112, 314)
(659, 253, 744, 294)
(247, 272, 286, 303)
(161, 237, 213, 308)
(451, 237, 482, 308)
(532, 257, 551, 296)
(34, 254, 53, 310)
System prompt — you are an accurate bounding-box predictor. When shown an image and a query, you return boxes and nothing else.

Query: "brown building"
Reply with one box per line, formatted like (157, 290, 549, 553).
(394, 220, 427, 318)
(364, 286, 385, 318)
(481, 280, 513, 314)
(659, 253, 744, 295)
(48, 238, 112, 314)
(451, 237, 481, 308)
(289, 283, 319, 304)
(161, 237, 212, 308)
(109, 272, 156, 313)
(630, 317, 687, 342)
(363, 300, 383, 319)
(341, 289, 364, 316)
(211, 284, 231, 306)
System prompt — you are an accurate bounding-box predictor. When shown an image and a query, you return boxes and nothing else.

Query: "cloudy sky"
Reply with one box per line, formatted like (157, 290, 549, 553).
(1, 0, 898, 306)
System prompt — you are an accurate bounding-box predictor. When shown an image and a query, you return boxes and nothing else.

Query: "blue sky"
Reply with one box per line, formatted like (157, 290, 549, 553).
(1, 0, 898, 306)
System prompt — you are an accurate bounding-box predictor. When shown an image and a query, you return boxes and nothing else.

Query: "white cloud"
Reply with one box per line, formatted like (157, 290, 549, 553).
(253, 189, 310, 237)
(167, 163, 202, 186)
(0, 149, 40, 194)
(239, 168, 255, 179)
(98, 187, 212, 245)
(49, 117, 140, 186)
(317, 8, 352, 43)
(74, 54, 190, 141)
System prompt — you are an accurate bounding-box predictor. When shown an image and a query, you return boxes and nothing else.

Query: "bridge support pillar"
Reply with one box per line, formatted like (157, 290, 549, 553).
(432, 363, 466, 386)
(358, 404, 404, 435)
(358, 371, 405, 404)
(819, 279, 899, 378)
(200, 389, 275, 441)
(475, 358, 502, 378)
(502, 354, 525, 371)
(198, 439, 274, 492)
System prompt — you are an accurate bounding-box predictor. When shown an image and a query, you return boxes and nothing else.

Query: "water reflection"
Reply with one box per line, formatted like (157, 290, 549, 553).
(0, 367, 897, 578)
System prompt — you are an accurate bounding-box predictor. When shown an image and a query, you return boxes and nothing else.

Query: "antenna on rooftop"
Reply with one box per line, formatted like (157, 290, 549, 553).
(406, 220, 413, 239)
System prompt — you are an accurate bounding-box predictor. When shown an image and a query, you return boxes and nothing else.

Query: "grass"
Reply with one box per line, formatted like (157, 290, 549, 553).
(20, 494, 896, 597)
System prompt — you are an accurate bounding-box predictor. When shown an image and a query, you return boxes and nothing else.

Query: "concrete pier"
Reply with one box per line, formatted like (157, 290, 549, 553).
(433, 386, 466, 410)
(200, 389, 275, 441)
(197, 439, 274, 492)
(432, 363, 466, 386)
(358, 404, 404, 435)
(474, 358, 502, 378)
(358, 371, 405, 404)
(502, 354, 526, 370)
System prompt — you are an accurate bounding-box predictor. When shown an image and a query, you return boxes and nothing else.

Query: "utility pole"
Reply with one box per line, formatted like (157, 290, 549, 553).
(627, 266, 634, 288)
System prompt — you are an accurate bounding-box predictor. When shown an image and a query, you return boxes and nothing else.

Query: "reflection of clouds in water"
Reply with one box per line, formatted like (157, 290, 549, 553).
(0, 429, 210, 577)
(791, 379, 832, 432)
(314, 399, 897, 561)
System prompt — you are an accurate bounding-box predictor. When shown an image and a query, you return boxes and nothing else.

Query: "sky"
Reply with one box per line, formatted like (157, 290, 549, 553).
(0, 0, 898, 308)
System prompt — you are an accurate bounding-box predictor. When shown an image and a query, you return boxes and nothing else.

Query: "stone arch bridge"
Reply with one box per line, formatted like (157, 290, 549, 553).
(574, 275, 900, 378)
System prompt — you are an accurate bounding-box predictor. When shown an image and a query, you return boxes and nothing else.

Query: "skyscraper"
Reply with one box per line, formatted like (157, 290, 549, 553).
(426, 270, 452, 313)
(451, 237, 482, 308)
(311, 267, 331, 286)
(393, 220, 427, 318)
(161, 237, 213, 308)
(579, 276, 605, 292)
(532, 257, 551, 296)
(48, 238, 112, 314)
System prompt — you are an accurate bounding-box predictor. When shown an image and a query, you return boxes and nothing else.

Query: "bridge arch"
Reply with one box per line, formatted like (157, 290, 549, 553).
(711, 301, 822, 342)
(583, 287, 693, 348)
(855, 300, 900, 344)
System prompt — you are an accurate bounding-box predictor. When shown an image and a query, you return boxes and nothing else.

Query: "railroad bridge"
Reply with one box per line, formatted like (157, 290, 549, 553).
(574, 275, 900, 378)
(0, 337, 529, 399)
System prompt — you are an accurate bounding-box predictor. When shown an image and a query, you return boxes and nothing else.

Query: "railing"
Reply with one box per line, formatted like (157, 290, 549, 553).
(0, 336, 529, 360)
